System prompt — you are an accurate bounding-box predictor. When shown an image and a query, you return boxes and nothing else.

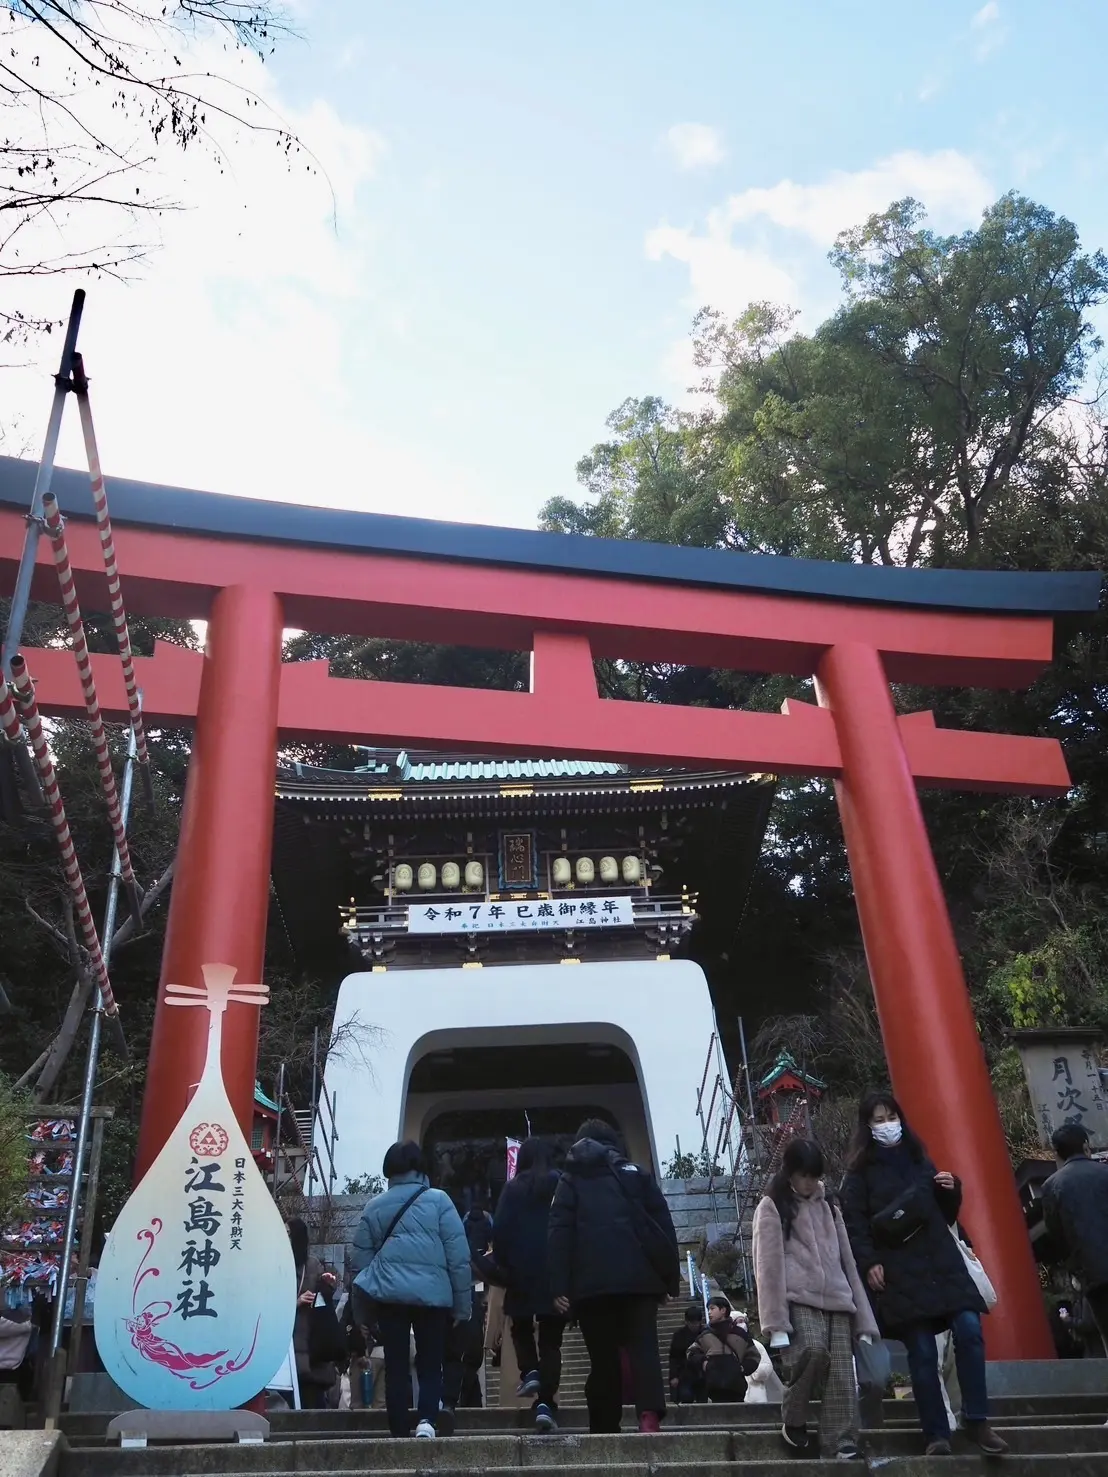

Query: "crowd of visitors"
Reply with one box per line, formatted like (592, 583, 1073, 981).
(276, 1087, 1108, 1459)
(301, 1118, 680, 1437)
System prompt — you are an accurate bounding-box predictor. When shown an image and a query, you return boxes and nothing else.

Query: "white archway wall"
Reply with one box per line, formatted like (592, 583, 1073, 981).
(324, 959, 717, 1183)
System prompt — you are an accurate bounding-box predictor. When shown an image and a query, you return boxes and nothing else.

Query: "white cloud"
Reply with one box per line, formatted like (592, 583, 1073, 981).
(646, 149, 993, 391)
(722, 149, 992, 242)
(1, 15, 516, 528)
(664, 123, 726, 172)
(645, 222, 797, 319)
(971, 1, 1006, 58)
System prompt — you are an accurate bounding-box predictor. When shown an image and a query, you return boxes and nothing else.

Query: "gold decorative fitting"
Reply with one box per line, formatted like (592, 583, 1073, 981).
(656, 953, 671, 962)
(462, 960, 483, 969)
(560, 957, 581, 965)
(499, 785, 534, 796)
(372, 965, 387, 973)
(629, 779, 664, 792)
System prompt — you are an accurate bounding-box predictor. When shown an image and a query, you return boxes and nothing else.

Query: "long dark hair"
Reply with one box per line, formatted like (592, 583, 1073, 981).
(516, 1136, 558, 1202)
(286, 1217, 309, 1271)
(845, 1091, 926, 1174)
(766, 1138, 825, 1240)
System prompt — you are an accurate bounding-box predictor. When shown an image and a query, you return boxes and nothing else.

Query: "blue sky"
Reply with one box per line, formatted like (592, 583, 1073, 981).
(7, 0, 1108, 529)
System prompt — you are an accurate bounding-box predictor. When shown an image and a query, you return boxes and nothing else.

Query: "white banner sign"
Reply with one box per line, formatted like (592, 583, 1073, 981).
(407, 895, 635, 934)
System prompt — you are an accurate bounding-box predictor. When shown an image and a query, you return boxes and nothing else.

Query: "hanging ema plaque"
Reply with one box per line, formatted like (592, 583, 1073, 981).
(94, 964, 296, 1410)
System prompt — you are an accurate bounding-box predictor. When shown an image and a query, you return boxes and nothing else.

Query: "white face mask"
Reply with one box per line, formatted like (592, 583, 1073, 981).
(872, 1119, 903, 1146)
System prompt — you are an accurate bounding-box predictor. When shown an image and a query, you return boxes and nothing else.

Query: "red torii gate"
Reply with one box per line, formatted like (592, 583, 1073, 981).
(1, 454, 1100, 1362)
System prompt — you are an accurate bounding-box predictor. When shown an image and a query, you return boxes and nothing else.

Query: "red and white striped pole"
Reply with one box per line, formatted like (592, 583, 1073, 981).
(41, 493, 142, 926)
(9, 655, 121, 1031)
(70, 353, 154, 806)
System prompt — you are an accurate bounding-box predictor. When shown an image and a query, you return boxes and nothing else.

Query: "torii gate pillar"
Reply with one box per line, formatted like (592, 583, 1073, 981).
(134, 585, 283, 1182)
(816, 642, 1052, 1359)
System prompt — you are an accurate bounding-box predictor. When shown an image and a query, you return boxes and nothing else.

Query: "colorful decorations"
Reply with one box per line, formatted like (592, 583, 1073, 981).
(1, 1120, 76, 1294)
(94, 964, 295, 1409)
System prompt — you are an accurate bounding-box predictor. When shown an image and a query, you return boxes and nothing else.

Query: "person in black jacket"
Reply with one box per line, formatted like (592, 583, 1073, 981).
(1041, 1122, 1108, 1346)
(441, 1199, 497, 1428)
(840, 1093, 1006, 1459)
(492, 1137, 565, 1431)
(548, 1118, 680, 1434)
(668, 1306, 707, 1403)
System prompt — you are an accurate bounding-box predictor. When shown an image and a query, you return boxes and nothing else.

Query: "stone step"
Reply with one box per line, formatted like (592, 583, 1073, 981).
(58, 1394, 1108, 1442)
(139, 1465, 1108, 1477)
(57, 1424, 1108, 1477)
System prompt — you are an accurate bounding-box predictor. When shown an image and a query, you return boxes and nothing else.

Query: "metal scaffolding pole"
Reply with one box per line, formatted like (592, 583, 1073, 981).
(46, 714, 139, 1407)
(10, 657, 123, 1042)
(0, 291, 84, 678)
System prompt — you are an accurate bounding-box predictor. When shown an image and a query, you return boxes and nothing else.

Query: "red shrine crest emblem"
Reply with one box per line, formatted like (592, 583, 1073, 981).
(188, 1122, 229, 1157)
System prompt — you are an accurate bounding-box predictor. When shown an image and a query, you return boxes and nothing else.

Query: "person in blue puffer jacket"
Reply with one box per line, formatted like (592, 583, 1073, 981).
(351, 1141, 472, 1438)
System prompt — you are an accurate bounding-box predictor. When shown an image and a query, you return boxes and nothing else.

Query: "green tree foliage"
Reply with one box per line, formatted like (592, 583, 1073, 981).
(0, 1074, 28, 1229)
(544, 192, 1108, 1116)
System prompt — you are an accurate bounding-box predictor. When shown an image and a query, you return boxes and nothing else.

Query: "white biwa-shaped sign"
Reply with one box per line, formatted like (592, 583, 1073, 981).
(95, 964, 296, 1409)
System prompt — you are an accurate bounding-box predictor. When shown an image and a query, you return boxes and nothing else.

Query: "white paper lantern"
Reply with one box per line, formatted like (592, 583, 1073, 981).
(552, 857, 572, 886)
(442, 862, 461, 889)
(576, 857, 595, 884)
(464, 860, 485, 889)
(599, 856, 619, 883)
(393, 864, 413, 892)
(417, 863, 437, 891)
(622, 855, 643, 883)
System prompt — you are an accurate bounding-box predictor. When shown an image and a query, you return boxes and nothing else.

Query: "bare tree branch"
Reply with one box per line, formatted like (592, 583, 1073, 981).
(108, 856, 174, 951)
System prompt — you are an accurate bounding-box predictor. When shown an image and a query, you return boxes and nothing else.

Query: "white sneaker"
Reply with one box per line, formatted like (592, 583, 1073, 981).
(415, 1419, 436, 1439)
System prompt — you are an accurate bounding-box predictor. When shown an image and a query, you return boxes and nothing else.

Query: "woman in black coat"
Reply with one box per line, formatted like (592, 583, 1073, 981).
(840, 1093, 1005, 1459)
(492, 1137, 565, 1431)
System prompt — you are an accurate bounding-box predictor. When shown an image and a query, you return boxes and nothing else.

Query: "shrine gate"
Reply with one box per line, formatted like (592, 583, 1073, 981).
(0, 452, 1100, 1362)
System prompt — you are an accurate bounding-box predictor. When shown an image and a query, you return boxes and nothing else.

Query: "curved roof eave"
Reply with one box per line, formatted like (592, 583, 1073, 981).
(0, 455, 1099, 616)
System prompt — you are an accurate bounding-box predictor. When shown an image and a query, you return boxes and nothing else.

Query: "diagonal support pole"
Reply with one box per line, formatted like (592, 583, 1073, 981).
(0, 289, 85, 805)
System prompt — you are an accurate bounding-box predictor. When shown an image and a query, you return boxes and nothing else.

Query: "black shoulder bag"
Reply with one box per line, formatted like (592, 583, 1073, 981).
(870, 1183, 928, 1248)
(607, 1165, 676, 1285)
(351, 1186, 429, 1326)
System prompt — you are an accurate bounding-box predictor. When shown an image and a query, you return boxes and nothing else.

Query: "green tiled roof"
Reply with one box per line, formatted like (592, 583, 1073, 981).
(254, 1082, 279, 1113)
(394, 752, 624, 783)
(758, 1051, 826, 1092)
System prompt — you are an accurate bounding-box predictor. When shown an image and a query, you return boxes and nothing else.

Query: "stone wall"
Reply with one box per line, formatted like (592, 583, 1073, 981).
(309, 1179, 749, 1273)
(661, 1176, 748, 1250)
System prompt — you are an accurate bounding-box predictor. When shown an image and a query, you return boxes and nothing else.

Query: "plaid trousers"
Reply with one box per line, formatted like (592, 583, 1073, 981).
(781, 1303, 858, 1455)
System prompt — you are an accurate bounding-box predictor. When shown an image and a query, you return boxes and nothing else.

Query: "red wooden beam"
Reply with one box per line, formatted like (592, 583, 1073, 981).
(0, 507, 1056, 687)
(18, 639, 1072, 794)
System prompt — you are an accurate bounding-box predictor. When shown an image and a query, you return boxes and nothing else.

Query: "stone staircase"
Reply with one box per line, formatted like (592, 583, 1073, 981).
(43, 1301, 1108, 1474)
(486, 1299, 691, 1407)
(55, 1394, 1108, 1475)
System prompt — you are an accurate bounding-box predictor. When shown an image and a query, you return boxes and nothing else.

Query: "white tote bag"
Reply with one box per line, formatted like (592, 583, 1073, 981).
(950, 1226, 998, 1310)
